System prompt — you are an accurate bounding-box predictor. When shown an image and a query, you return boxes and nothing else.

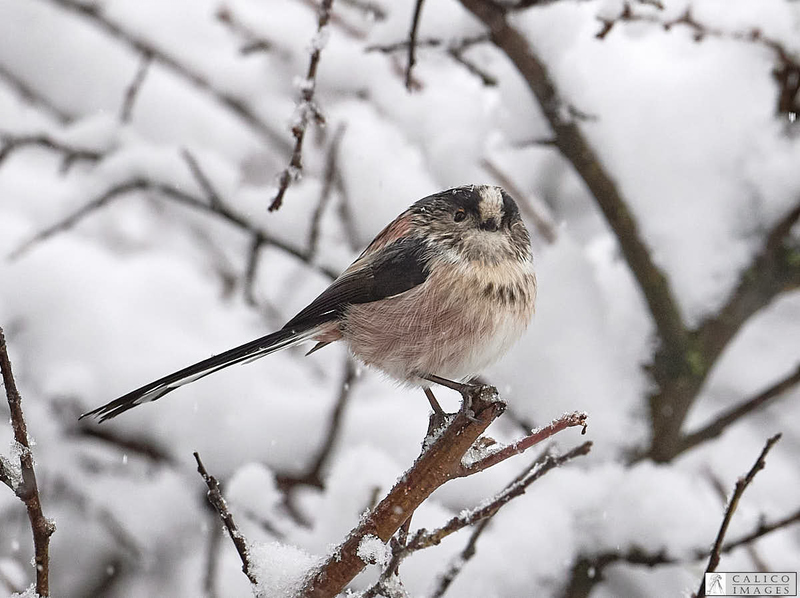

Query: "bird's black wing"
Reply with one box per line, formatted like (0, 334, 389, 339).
(283, 236, 430, 330)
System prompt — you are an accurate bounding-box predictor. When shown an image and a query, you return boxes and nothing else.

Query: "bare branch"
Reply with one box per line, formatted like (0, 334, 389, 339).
(428, 518, 491, 598)
(306, 124, 346, 260)
(7, 176, 338, 281)
(679, 364, 800, 455)
(0, 132, 103, 170)
(269, 0, 335, 211)
(696, 434, 782, 597)
(0, 326, 55, 596)
(119, 50, 152, 123)
(405, 0, 427, 91)
(193, 451, 258, 586)
(459, 411, 587, 475)
(43, 0, 290, 152)
(0, 62, 72, 124)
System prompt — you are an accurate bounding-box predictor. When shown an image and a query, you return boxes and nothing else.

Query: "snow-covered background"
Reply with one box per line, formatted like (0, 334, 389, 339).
(1, 0, 799, 596)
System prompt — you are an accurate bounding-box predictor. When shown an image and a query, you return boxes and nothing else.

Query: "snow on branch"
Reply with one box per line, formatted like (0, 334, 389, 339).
(596, 3, 800, 119)
(296, 384, 589, 598)
(194, 451, 259, 586)
(0, 326, 55, 597)
(268, 0, 335, 211)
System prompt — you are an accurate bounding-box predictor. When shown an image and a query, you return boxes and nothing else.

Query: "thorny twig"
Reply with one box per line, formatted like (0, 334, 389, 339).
(695, 434, 782, 597)
(194, 451, 258, 586)
(269, 0, 335, 211)
(0, 326, 55, 596)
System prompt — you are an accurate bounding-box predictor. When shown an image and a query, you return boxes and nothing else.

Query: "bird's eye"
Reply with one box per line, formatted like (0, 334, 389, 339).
(454, 210, 466, 222)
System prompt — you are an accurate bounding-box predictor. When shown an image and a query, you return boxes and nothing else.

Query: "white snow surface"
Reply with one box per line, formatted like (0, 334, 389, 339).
(0, 0, 798, 597)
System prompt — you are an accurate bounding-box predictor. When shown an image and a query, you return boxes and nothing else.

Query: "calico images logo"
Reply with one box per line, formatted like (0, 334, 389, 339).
(706, 572, 797, 596)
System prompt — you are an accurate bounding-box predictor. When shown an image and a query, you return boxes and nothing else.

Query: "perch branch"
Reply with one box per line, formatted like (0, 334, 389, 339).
(298, 385, 587, 598)
(0, 326, 55, 596)
(193, 451, 258, 586)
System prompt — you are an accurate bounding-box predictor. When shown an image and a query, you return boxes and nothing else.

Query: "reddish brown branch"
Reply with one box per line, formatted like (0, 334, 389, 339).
(193, 451, 258, 586)
(299, 386, 587, 598)
(459, 411, 587, 475)
(0, 326, 55, 596)
(269, 0, 335, 211)
(696, 434, 782, 597)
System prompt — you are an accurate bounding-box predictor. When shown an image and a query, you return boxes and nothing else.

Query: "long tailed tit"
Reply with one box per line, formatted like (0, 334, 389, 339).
(82, 185, 536, 421)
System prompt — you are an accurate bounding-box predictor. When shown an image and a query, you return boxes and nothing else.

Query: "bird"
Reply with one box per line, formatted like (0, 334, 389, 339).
(81, 185, 536, 422)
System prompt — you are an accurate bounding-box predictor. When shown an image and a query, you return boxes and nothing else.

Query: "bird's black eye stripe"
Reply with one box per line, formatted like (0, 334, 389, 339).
(454, 209, 466, 222)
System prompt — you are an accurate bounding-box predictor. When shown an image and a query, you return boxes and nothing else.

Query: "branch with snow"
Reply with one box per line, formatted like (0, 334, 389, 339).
(0, 326, 55, 597)
(596, 3, 800, 118)
(297, 386, 589, 598)
(268, 0, 335, 211)
(193, 451, 259, 587)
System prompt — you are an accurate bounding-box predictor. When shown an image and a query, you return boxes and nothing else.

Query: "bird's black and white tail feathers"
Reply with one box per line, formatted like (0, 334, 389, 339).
(80, 326, 319, 422)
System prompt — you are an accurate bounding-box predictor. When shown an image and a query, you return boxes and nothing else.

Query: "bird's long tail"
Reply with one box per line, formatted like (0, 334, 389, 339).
(81, 326, 319, 422)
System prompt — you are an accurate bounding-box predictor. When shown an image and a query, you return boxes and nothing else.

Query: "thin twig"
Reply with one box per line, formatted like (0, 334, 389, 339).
(306, 124, 346, 259)
(44, 0, 289, 152)
(679, 364, 800, 455)
(193, 451, 258, 586)
(119, 50, 152, 123)
(405, 0, 426, 91)
(7, 176, 337, 281)
(459, 411, 587, 475)
(0, 63, 72, 124)
(428, 518, 491, 598)
(0, 327, 55, 596)
(0, 132, 104, 170)
(696, 433, 782, 598)
(409, 442, 592, 551)
(269, 0, 335, 211)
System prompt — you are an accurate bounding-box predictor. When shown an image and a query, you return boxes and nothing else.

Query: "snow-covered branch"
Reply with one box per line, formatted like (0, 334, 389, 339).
(268, 0, 335, 211)
(297, 385, 588, 598)
(0, 326, 55, 597)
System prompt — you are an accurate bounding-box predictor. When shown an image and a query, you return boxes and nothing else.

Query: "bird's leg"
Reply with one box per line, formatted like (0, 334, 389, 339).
(423, 374, 481, 421)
